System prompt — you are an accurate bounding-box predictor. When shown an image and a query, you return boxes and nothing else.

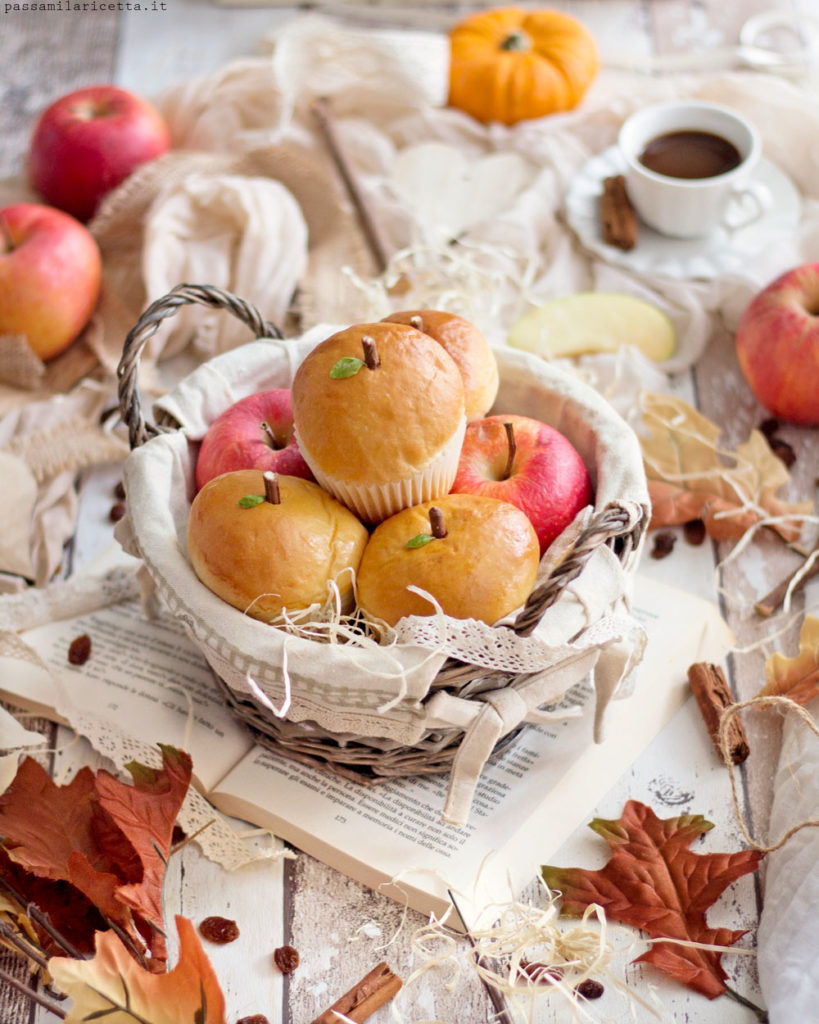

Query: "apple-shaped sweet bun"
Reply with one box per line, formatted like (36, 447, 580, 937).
(381, 309, 499, 421)
(195, 389, 313, 490)
(291, 322, 466, 523)
(187, 469, 368, 622)
(450, 414, 593, 555)
(356, 494, 540, 628)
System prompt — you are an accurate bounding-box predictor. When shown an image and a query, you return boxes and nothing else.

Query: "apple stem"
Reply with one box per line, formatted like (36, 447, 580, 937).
(260, 420, 281, 450)
(0, 215, 14, 254)
(409, 315, 423, 330)
(361, 335, 381, 370)
(263, 471, 281, 505)
(429, 506, 447, 539)
(502, 421, 517, 480)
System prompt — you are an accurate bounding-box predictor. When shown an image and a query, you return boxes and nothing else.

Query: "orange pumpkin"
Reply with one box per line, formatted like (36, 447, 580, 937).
(448, 7, 599, 126)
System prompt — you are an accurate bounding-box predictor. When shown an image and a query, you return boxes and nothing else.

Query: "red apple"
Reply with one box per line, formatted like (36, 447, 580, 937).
(0, 203, 101, 361)
(450, 414, 593, 555)
(195, 390, 314, 491)
(735, 263, 819, 426)
(28, 85, 170, 222)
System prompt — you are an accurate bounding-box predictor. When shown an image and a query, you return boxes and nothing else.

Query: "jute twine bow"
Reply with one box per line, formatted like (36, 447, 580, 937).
(719, 695, 819, 853)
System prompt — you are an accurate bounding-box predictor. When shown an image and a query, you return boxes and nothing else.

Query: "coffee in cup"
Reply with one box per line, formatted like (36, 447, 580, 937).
(617, 101, 771, 238)
(638, 130, 741, 180)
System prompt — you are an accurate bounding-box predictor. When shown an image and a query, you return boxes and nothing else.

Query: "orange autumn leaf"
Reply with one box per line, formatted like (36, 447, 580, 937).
(541, 800, 762, 999)
(758, 615, 819, 705)
(49, 915, 226, 1024)
(640, 393, 810, 542)
(95, 744, 193, 963)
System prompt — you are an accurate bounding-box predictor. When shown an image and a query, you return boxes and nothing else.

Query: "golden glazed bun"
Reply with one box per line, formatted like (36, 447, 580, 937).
(357, 493, 540, 627)
(382, 310, 499, 421)
(291, 322, 466, 522)
(187, 469, 368, 621)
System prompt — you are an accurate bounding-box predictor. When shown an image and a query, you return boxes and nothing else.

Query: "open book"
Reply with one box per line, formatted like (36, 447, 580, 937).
(0, 555, 732, 928)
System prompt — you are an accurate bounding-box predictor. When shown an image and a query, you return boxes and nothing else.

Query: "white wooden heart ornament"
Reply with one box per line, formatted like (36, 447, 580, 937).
(389, 141, 535, 240)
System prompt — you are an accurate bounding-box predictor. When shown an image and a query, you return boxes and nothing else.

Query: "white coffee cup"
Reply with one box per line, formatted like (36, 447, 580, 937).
(618, 101, 771, 239)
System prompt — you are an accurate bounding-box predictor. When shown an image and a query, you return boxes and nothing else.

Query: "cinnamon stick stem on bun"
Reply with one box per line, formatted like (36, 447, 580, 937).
(429, 506, 447, 538)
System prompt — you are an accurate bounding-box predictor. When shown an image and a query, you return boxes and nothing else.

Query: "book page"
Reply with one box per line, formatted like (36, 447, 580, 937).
(212, 573, 734, 926)
(0, 599, 254, 794)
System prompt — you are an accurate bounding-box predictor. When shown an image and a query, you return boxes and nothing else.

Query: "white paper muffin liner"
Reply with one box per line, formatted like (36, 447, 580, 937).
(298, 416, 467, 522)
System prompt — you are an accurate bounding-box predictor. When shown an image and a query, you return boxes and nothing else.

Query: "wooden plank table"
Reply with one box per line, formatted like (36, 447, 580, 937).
(1, 1, 818, 1022)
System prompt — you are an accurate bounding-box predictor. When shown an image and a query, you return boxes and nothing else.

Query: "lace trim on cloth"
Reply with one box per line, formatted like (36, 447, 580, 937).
(393, 599, 640, 675)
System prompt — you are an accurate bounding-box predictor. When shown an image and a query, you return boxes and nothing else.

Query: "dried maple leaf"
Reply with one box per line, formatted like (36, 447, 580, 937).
(94, 744, 193, 962)
(49, 914, 226, 1024)
(0, 745, 191, 964)
(640, 393, 810, 542)
(758, 615, 819, 705)
(541, 800, 762, 999)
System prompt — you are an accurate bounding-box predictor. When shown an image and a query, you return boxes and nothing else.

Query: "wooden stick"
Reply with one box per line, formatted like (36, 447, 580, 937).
(0, 966, 66, 1019)
(755, 551, 819, 617)
(310, 962, 402, 1024)
(448, 891, 514, 1024)
(688, 662, 750, 765)
(311, 97, 391, 275)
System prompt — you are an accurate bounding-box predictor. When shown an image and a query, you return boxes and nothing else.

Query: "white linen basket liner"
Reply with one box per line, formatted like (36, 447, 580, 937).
(116, 285, 650, 824)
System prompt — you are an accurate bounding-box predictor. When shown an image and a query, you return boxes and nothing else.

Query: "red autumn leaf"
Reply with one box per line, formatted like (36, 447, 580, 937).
(0, 746, 192, 965)
(541, 800, 762, 999)
(49, 915, 227, 1024)
(0, 846, 106, 957)
(0, 758, 139, 951)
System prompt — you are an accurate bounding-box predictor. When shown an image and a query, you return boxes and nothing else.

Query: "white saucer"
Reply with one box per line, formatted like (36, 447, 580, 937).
(565, 146, 802, 280)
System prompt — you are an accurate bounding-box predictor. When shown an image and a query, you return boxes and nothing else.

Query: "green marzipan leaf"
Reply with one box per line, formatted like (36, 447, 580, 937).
(238, 494, 265, 508)
(406, 533, 434, 549)
(330, 357, 364, 379)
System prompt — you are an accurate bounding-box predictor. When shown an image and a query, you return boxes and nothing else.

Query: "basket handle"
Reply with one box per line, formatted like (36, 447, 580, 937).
(513, 502, 648, 637)
(117, 283, 284, 450)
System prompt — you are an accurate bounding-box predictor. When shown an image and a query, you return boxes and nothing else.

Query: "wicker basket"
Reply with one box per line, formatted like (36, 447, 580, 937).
(117, 284, 650, 820)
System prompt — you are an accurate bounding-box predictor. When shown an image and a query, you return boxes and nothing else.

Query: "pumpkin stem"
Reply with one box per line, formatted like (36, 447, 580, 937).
(500, 29, 531, 53)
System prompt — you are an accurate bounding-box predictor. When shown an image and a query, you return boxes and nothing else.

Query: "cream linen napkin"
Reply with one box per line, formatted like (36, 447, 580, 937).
(756, 703, 819, 1022)
(0, 382, 126, 588)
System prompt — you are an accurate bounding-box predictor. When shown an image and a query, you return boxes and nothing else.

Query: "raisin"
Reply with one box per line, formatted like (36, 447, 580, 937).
(575, 979, 604, 1000)
(650, 531, 676, 559)
(109, 502, 126, 523)
(273, 945, 299, 974)
(682, 519, 706, 546)
(199, 916, 239, 944)
(518, 960, 561, 984)
(237, 1016, 269, 1024)
(770, 437, 796, 469)
(114, 481, 126, 501)
(758, 417, 780, 440)
(68, 634, 92, 666)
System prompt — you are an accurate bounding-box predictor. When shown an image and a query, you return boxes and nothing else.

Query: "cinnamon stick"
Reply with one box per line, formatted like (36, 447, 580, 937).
(755, 552, 819, 617)
(688, 662, 750, 765)
(600, 174, 637, 251)
(310, 962, 403, 1024)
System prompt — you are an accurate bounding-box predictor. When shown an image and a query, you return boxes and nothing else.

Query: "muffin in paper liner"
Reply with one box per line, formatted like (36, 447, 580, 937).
(296, 415, 466, 523)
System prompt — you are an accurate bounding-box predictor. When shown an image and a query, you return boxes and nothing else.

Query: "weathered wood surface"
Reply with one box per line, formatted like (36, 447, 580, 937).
(1, 1, 817, 1022)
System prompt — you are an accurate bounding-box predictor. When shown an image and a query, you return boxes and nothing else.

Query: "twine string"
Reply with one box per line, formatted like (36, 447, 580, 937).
(718, 695, 819, 853)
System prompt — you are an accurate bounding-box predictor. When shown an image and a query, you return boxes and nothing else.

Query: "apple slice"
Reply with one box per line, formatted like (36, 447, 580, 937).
(508, 292, 675, 363)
